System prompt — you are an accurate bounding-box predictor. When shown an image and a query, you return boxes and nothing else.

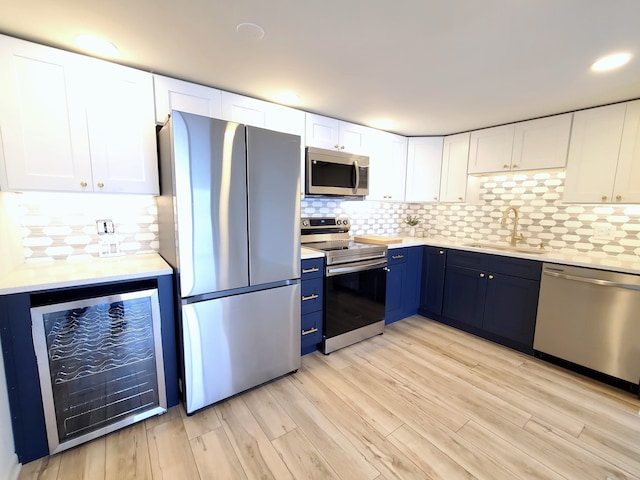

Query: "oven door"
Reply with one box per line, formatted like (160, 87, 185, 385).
(323, 259, 387, 353)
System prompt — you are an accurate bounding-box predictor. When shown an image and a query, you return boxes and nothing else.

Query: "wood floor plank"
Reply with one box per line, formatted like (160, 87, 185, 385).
(181, 403, 222, 440)
(267, 375, 380, 480)
(190, 426, 247, 480)
(105, 422, 151, 480)
(242, 383, 297, 440)
(147, 416, 200, 480)
(578, 424, 640, 475)
(291, 364, 429, 480)
(217, 395, 294, 480)
(271, 428, 339, 480)
(55, 437, 106, 480)
(18, 454, 61, 480)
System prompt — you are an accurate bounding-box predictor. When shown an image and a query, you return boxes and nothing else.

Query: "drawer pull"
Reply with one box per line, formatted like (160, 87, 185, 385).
(392, 255, 404, 260)
(439, 250, 444, 254)
(302, 294, 319, 301)
(302, 267, 319, 274)
(479, 273, 485, 278)
(302, 327, 318, 336)
(488, 274, 494, 280)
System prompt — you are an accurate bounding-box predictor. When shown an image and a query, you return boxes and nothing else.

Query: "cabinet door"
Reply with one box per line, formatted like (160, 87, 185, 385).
(402, 246, 423, 317)
(85, 61, 159, 194)
(385, 258, 406, 324)
(512, 113, 572, 171)
(563, 103, 626, 203)
(0, 36, 92, 192)
(440, 132, 470, 202)
(483, 273, 539, 347)
(339, 121, 371, 155)
(367, 130, 407, 201)
(305, 113, 340, 150)
(468, 124, 515, 174)
(442, 265, 486, 329)
(420, 246, 446, 315)
(153, 75, 222, 124)
(613, 100, 640, 203)
(405, 137, 443, 202)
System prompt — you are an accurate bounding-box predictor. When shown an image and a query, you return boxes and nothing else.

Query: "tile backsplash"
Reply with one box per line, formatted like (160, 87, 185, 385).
(9, 170, 640, 263)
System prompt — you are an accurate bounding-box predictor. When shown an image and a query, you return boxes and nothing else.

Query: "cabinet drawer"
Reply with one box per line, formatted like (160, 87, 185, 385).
(301, 277, 323, 315)
(301, 258, 324, 280)
(488, 255, 541, 280)
(447, 249, 490, 270)
(301, 311, 322, 346)
(388, 248, 408, 265)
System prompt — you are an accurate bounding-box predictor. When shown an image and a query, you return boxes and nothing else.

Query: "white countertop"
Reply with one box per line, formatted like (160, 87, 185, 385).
(301, 237, 640, 275)
(0, 253, 173, 295)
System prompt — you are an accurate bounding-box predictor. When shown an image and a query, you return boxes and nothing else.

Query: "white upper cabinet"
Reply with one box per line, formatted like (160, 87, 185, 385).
(440, 132, 470, 203)
(221, 92, 304, 136)
(405, 137, 443, 203)
(153, 75, 222, 124)
(512, 113, 572, 171)
(564, 100, 640, 203)
(367, 130, 408, 202)
(0, 35, 158, 194)
(468, 113, 572, 174)
(468, 124, 515, 174)
(305, 113, 370, 155)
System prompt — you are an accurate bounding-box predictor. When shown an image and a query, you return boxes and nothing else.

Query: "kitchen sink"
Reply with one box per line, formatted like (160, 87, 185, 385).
(462, 242, 546, 255)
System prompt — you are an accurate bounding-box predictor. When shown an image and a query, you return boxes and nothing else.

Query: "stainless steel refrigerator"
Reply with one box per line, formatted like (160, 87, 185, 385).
(157, 110, 301, 414)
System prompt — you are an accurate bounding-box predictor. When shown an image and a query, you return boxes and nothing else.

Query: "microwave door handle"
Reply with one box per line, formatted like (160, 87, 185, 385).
(353, 159, 360, 193)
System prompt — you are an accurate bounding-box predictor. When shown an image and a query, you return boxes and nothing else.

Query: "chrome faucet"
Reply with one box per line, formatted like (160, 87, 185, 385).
(501, 206, 524, 246)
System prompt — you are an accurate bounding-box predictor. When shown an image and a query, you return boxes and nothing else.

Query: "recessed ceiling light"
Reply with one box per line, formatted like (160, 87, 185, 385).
(371, 119, 395, 130)
(236, 23, 265, 41)
(590, 52, 631, 72)
(274, 91, 299, 105)
(75, 35, 119, 58)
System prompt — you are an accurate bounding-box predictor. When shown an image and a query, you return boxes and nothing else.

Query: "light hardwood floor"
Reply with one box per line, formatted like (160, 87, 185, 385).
(19, 316, 640, 479)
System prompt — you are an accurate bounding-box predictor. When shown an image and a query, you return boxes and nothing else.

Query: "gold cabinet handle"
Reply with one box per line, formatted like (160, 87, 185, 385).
(301, 327, 318, 336)
(302, 294, 319, 301)
(80, 181, 88, 187)
(512, 164, 518, 168)
(616, 195, 622, 201)
(503, 164, 509, 168)
(458, 196, 463, 201)
(433, 196, 438, 200)
(601, 195, 608, 201)
(334, 144, 340, 149)
(479, 273, 485, 278)
(302, 267, 319, 274)
(97, 181, 104, 188)
(392, 254, 404, 260)
(340, 145, 345, 149)
(488, 274, 494, 279)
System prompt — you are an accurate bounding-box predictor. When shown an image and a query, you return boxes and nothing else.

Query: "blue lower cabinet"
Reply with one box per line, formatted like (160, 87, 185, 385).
(419, 246, 446, 316)
(385, 246, 422, 324)
(301, 258, 324, 355)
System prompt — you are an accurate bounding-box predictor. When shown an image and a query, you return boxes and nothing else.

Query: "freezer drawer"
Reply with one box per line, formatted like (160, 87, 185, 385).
(181, 283, 301, 413)
(534, 263, 640, 385)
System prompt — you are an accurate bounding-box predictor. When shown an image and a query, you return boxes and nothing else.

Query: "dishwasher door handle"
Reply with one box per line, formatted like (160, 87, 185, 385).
(544, 270, 640, 291)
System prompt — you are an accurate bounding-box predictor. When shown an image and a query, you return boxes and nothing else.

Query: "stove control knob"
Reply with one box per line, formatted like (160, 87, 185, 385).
(302, 220, 309, 227)
(342, 218, 349, 225)
(336, 219, 342, 225)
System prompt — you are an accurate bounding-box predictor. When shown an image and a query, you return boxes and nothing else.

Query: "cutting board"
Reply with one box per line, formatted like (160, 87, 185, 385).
(354, 235, 403, 245)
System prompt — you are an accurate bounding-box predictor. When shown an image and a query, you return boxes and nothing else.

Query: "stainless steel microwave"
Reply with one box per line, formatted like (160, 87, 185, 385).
(305, 147, 369, 197)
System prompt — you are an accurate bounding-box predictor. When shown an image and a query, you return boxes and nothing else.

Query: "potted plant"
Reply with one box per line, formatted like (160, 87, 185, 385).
(405, 215, 420, 237)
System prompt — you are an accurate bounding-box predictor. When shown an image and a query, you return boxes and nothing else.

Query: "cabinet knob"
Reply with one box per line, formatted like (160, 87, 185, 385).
(334, 144, 340, 149)
(512, 164, 518, 168)
(616, 195, 622, 201)
(80, 181, 88, 188)
(479, 273, 485, 278)
(488, 274, 494, 280)
(433, 196, 438, 200)
(97, 182, 104, 188)
(340, 145, 345, 150)
(503, 164, 509, 169)
(601, 195, 608, 201)
(458, 196, 463, 201)
(439, 250, 444, 255)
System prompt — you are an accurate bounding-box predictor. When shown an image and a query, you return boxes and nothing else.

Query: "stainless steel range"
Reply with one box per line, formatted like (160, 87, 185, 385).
(301, 217, 387, 354)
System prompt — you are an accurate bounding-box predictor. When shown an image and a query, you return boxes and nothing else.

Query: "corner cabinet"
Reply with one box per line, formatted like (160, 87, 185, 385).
(0, 35, 158, 194)
(385, 247, 422, 324)
(563, 100, 640, 204)
(367, 130, 408, 202)
(440, 132, 470, 203)
(301, 257, 324, 355)
(440, 249, 541, 353)
(405, 137, 443, 203)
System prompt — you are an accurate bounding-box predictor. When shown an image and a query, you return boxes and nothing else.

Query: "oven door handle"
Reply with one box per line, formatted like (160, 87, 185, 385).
(326, 258, 387, 277)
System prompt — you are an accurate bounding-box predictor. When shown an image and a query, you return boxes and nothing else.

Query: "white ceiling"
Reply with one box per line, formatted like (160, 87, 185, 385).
(1, 0, 640, 136)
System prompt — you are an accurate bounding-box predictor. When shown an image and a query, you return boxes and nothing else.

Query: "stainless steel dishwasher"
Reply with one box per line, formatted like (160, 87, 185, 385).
(534, 263, 640, 388)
